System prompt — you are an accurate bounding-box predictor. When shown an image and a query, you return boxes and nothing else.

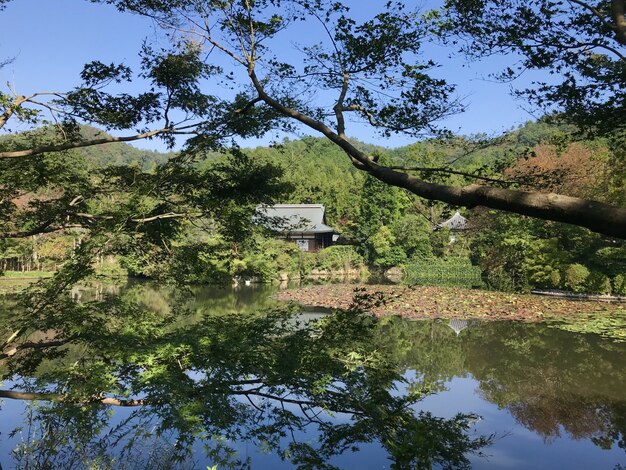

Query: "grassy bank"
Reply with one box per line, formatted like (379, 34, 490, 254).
(1, 271, 55, 279)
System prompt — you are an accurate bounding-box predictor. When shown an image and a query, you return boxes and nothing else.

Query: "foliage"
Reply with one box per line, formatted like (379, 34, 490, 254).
(404, 257, 483, 288)
(470, 200, 626, 294)
(245, 137, 367, 229)
(564, 263, 591, 293)
(314, 245, 366, 272)
(368, 225, 407, 269)
(485, 266, 517, 293)
(0, 286, 492, 469)
(585, 271, 612, 295)
(390, 215, 433, 260)
(355, 159, 411, 265)
(523, 238, 569, 289)
(614, 274, 626, 296)
(444, 0, 626, 136)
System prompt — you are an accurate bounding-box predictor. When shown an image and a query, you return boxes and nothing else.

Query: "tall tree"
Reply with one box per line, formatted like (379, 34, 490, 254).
(2, 1, 626, 236)
(83, 0, 626, 237)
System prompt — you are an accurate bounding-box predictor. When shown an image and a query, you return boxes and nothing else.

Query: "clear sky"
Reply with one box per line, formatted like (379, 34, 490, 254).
(1, 0, 542, 150)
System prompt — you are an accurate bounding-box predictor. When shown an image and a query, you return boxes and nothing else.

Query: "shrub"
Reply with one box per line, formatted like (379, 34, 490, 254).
(586, 272, 612, 295)
(486, 267, 517, 292)
(613, 274, 626, 296)
(563, 263, 590, 293)
(315, 246, 365, 272)
(404, 256, 483, 288)
(548, 270, 561, 289)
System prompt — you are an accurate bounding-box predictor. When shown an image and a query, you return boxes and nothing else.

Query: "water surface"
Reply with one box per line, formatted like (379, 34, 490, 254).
(0, 282, 624, 469)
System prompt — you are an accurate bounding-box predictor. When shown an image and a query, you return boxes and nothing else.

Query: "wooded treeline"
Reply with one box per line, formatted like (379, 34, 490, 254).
(1, 0, 626, 298)
(2, 120, 624, 294)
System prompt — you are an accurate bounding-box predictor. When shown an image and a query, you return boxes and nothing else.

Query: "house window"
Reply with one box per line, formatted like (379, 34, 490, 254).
(295, 239, 310, 251)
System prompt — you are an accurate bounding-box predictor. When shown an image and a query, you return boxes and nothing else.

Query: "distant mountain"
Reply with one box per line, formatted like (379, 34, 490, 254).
(73, 126, 174, 170)
(0, 125, 175, 171)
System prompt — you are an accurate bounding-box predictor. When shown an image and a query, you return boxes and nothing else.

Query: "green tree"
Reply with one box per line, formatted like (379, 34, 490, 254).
(355, 158, 410, 264)
(2, 1, 626, 237)
(445, 0, 626, 136)
(79, 0, 626, 237)
(390, 214, 434, 260)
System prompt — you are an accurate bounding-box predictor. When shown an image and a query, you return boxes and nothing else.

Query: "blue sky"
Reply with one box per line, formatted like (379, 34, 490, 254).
(1, 0, 541, 150)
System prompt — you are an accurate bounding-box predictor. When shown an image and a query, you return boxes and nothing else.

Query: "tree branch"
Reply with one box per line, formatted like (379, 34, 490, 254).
(0, 223, 84, 239)
(0, 94, 29, 130)
(612, 0, 626, 44)
(387, 166, 516, 185)
(0, 338, 76, 360)
(0, 128, 173, 159)
(74, 211, 203, 224)
(248, 70, 626, 238)
(234, 96, 262, 114)
(569, 0, 614, 27)
(335, 74, 350, 137)
(0, 389, 150, 407)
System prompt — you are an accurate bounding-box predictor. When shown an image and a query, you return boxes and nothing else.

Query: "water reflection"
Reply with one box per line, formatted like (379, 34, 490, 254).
(0, 284, 490, 469)
(0, 283, 625, 468)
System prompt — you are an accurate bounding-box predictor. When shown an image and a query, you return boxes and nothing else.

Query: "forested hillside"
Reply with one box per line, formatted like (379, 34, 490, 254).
(0, 125, 175, 170)
(2, 120, 625, 294)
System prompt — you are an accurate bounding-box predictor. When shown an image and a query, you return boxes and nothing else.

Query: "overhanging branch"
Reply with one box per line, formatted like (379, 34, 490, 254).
(387, 166, 516, 186)
(249, 69, 626, 238)
(0, 128, 174, 159)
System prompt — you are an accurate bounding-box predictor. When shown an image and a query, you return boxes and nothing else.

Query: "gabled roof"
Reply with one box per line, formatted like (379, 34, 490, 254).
(256, 204, 336, 234)
(448, 319, 478, 335)
(439, 211, 468, 231)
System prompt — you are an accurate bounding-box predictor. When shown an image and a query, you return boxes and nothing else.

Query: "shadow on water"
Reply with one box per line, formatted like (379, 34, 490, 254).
(0, 282, 624, 468)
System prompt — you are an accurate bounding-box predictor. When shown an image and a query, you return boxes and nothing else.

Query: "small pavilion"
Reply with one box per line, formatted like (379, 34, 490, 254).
(437, 211, 468, 242)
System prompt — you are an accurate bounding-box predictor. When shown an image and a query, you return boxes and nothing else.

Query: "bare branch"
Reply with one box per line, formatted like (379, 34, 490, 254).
(335, 74, 350, 137)
(244, 0, 256, 61)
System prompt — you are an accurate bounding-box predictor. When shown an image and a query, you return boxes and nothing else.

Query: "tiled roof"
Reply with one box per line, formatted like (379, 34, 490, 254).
(439, 211, 468, 231)
(256, 204, 336, 234)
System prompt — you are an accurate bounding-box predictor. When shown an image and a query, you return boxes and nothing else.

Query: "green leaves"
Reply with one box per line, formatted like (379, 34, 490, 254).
(445, 0, 626, 135)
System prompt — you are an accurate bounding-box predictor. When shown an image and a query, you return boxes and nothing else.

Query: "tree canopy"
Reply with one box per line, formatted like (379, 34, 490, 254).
(1, 0, 625, 238)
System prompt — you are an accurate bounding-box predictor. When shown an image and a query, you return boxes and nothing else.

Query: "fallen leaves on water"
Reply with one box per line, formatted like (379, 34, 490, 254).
(276, 284, 626, 322)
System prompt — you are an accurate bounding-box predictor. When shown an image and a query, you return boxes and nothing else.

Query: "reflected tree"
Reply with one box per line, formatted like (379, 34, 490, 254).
(0, 290, 491, 469)
(460, 322, 626, 449)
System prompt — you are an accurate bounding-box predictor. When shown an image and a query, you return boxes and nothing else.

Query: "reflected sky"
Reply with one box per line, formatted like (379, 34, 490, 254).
(0, 283, 624, 469)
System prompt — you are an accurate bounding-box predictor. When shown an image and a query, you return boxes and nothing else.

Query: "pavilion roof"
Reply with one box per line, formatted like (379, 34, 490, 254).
(439, 211, 468, 231)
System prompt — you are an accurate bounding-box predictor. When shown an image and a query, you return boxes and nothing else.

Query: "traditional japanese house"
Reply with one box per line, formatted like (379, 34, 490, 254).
(256, 204, 337, 252)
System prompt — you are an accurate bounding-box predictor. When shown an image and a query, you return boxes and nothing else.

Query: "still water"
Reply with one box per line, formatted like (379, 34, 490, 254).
(0, 282, 624, 469)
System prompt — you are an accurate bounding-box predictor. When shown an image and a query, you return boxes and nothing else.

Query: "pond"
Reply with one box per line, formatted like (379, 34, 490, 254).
(0, 281, 624, 469)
